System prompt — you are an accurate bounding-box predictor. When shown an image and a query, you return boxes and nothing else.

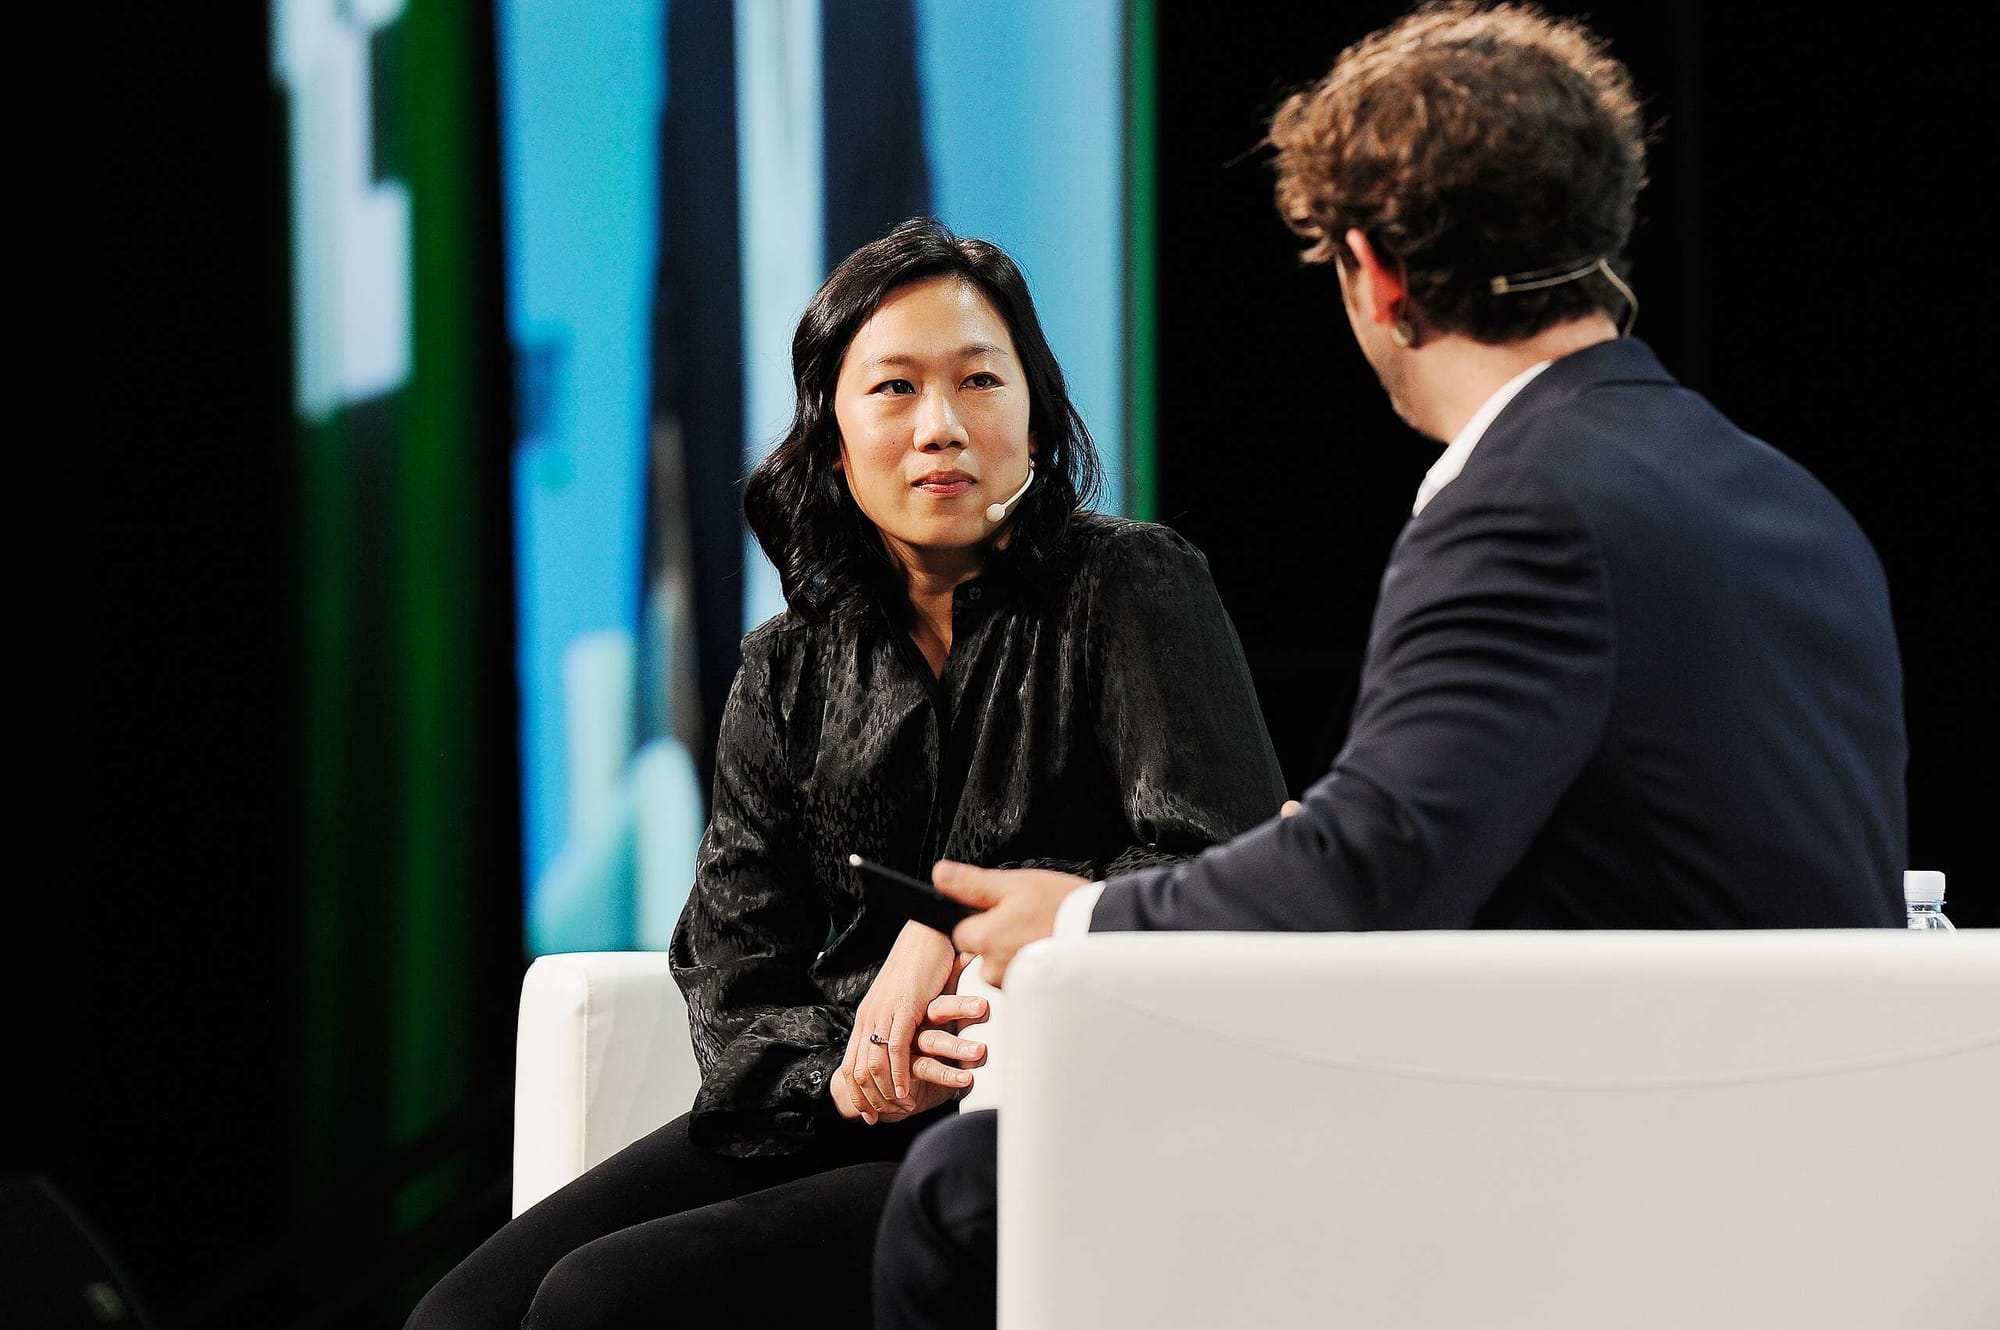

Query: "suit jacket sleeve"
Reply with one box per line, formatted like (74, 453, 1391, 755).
(670, 641, 849, 1156)
(1082, 525, 1288, 880)
(1091, 462, 1613, 931)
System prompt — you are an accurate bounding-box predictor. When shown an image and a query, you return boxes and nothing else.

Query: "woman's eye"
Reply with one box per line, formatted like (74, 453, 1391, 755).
(964, 372, 1000, 389)
(873, 379, 915, 395)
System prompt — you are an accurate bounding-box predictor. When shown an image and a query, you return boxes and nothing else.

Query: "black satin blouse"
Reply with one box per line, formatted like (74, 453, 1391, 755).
(669, 514, 1285, 1156)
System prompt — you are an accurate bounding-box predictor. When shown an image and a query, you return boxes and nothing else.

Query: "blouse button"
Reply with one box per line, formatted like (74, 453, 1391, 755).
(963, 586, 983, 603)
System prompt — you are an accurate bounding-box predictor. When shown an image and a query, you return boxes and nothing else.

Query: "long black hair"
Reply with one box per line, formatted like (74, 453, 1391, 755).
(742, 217, 1103, 624)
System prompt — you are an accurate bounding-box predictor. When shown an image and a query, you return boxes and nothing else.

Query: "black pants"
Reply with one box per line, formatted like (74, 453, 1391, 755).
(407, 1107, 950, 1330)
(873, 1109, 999, 1330)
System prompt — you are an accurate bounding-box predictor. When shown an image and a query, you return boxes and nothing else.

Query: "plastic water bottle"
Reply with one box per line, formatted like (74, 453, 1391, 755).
(1904, 870, 1955, 931)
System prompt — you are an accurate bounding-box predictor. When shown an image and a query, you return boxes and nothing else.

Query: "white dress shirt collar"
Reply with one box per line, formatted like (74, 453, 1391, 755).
(1411, 358, 1553, 515)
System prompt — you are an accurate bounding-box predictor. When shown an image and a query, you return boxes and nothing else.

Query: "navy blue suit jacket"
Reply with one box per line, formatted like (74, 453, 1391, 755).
(1097, 338, 1907, 931)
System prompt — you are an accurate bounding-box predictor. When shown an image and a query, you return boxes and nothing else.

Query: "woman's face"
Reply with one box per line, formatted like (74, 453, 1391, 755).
(832, 276, 1036, 572)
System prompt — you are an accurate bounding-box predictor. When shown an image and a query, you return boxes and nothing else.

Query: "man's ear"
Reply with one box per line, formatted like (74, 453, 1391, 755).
(1343, 228, 1407, 329)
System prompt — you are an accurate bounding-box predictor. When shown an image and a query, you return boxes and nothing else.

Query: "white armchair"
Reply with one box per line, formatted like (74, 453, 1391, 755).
(511, 951, 1008, 1217)
(997, 930, 2000, 1330)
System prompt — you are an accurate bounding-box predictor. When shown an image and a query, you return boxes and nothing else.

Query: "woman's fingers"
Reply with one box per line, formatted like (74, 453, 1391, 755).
(861, 1033, 893, 1113)
(886, 1001, 918, 1104)
(915, 1027, 986, 1068)
(863, 1001, 909, 1109)
(910, 1055, 975, 1091)
(926, 993, 989, 1029)
(847, 1065, 880, 1121)
(850, 1042, 895, 1120)
(837, 1032, 875, 1124)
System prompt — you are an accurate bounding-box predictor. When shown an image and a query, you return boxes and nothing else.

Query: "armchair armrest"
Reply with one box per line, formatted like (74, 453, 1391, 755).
(510, 948, 1012, 1218)
(512, 952, 702, 1216)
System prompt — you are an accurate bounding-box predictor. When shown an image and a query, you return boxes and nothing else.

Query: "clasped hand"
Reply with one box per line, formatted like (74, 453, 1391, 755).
(833, 922, 989, 1125)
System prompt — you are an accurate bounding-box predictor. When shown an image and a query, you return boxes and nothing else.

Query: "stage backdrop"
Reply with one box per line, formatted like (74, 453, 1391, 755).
(498, 0, 1151, 956)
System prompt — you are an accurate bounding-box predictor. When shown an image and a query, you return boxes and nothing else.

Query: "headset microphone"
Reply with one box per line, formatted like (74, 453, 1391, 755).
(985, 463, 1035, 523)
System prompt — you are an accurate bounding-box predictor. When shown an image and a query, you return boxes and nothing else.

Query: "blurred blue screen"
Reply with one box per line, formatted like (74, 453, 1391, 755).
(498, 0, 1127, 954)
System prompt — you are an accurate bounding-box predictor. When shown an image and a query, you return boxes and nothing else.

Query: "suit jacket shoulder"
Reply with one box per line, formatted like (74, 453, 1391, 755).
(1093, 338, 1906, 935)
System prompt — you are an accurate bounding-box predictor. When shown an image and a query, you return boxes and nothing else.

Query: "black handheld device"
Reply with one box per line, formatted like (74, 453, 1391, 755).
(847, 854, 976, 936)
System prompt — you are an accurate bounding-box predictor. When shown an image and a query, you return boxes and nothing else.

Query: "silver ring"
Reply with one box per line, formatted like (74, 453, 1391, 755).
(867, 1032, 889, 1046)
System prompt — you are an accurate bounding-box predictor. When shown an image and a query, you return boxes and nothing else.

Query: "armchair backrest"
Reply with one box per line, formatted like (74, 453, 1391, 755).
(1000, 930, 2000, 1330)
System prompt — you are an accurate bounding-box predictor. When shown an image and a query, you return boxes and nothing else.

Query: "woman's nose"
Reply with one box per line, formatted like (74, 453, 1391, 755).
(913, 387, 966, 452)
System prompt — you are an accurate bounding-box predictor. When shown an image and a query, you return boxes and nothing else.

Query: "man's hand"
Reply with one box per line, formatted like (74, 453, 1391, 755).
(934, 861, 1089, 988)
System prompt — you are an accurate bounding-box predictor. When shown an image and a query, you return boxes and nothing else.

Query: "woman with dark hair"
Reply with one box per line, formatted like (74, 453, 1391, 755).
(407, 217, 1284, 1329)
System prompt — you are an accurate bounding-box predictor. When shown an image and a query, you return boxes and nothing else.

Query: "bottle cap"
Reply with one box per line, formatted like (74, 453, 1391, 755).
(1903, 870, 1946, 906)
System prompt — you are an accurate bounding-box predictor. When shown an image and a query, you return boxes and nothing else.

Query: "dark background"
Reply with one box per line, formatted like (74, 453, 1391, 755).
(1154, 1, 1995, 926)
(54, 2, 1993, 1326)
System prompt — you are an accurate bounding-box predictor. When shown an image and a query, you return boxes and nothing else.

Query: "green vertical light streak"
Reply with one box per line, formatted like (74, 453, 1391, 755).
(1125, 0, 1159, 521)
(392, 0, 482, 1223)
(287, 0, 491, 1253)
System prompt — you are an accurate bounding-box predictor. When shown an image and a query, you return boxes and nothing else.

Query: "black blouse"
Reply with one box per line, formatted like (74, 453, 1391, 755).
(670, 514, 1285, 1156)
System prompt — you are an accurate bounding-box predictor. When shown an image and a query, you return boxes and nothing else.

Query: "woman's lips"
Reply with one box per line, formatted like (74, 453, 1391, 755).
(913, 475, 974, 496)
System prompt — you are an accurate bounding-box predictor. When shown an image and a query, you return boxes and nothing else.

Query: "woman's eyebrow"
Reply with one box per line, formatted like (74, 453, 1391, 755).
(860, 343, 1010, 372)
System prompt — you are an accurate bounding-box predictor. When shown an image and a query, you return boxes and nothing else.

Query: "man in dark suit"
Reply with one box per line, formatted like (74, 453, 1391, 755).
(870, 4, 1908, 1327)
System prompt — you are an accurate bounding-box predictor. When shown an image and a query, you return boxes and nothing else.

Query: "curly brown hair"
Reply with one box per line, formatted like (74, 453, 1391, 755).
(1269, 1, 1648, 342)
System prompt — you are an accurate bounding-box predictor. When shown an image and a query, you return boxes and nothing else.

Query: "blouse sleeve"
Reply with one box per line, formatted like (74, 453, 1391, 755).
(669, 637, 850, 1157)
(1081, 524, 1289, 876)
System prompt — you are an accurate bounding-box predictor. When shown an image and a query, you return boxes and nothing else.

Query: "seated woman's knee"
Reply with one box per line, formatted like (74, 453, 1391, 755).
(523, 1244, 631, 1330)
